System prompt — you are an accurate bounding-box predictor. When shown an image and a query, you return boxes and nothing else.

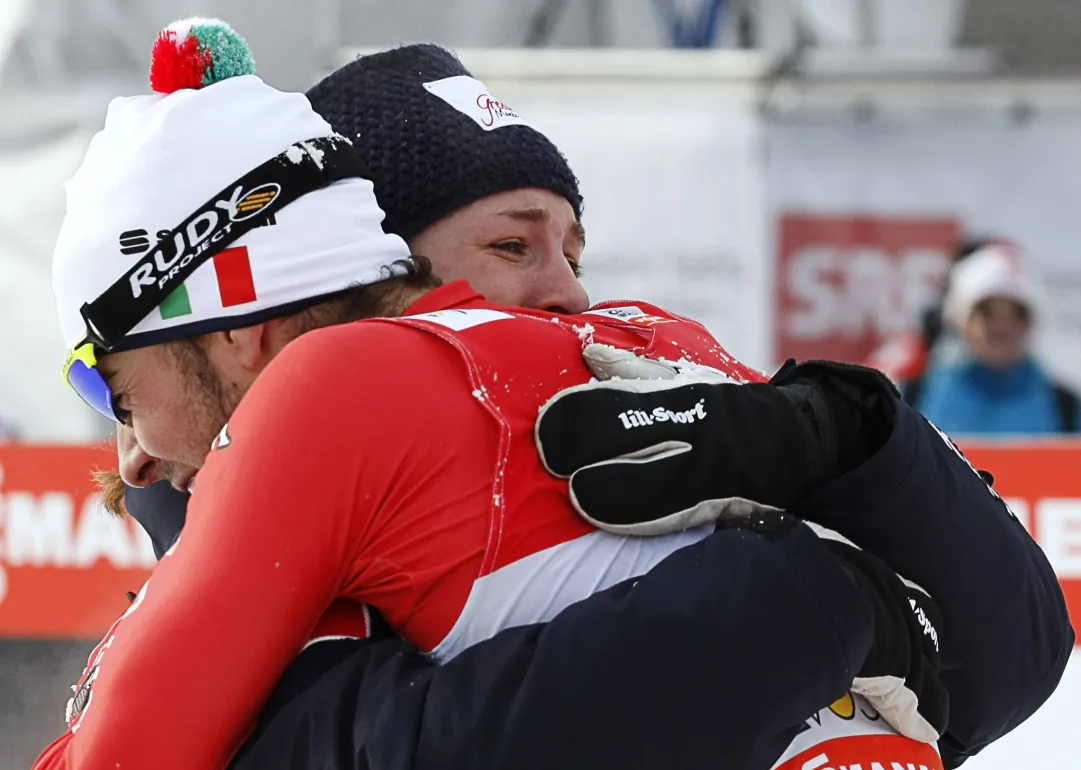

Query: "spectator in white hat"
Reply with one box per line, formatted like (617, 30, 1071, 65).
(907, 241, 1078, 434)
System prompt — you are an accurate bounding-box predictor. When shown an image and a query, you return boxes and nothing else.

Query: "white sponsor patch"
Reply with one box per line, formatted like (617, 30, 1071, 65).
(423, 76, 533, 132)
(583, 305, 648, 320)
(406, 308, 515, 331)
(211, 422, 231, 451)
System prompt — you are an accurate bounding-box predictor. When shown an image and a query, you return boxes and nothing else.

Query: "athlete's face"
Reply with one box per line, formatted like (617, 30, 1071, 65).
(409, 187, 589, 314)
(107, 341, 232, 487)
(109, 325, 280, 488)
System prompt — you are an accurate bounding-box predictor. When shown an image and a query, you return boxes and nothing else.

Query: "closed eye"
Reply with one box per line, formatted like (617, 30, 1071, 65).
(112, 399, 132, 426)
(111, 390, 133, 426)
(492, 239, 527, 255)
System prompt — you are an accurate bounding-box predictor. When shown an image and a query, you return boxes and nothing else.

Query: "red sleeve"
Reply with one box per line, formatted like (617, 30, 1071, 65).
(33, 321, 471, 770)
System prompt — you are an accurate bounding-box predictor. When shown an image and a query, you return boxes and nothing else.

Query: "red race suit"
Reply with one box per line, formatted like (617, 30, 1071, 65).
(35, 281, 941, 770)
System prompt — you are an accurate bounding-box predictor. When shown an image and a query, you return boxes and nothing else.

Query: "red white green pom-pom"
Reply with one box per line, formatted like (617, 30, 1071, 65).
(150, 18, 256, 94)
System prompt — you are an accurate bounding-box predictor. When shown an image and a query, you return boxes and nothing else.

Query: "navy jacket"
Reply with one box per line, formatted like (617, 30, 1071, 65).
(792, 389, 1073, 765)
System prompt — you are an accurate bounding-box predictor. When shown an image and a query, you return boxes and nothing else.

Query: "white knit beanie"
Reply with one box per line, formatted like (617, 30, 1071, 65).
(53, 18, 410, 352)
(942, 242, 1041, 332)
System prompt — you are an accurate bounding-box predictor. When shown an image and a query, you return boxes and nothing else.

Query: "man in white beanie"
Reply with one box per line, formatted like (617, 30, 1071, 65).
(908, 240, 1079, 435)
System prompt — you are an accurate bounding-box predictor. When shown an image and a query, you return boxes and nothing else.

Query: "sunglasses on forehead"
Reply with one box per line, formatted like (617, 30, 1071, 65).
(62, 135, 366, 423)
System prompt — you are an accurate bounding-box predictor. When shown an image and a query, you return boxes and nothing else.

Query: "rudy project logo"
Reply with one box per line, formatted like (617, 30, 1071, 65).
(232, 184, 280, 221)
(118, 209, 274, 320)
(125, 183, 282, 302)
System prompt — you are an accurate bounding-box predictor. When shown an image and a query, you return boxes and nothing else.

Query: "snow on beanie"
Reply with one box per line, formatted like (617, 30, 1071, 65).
(305, 43, 583, 243)
(53, 18, 410, 352)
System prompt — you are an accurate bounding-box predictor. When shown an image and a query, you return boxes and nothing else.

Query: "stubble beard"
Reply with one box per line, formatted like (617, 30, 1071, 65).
(169, 339, 239, 469)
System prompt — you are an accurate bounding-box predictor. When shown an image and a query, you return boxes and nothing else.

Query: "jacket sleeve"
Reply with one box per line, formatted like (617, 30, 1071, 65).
(231, 521, 874, 770)
(793, 390, 1075, 768)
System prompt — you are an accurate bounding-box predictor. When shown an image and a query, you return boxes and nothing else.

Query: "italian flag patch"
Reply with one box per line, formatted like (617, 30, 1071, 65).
(159, 246, 257, 319)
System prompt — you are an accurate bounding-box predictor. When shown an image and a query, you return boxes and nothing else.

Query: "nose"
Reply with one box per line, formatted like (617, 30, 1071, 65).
(539, 259, 590, 315)
(117, 424, 165, 488)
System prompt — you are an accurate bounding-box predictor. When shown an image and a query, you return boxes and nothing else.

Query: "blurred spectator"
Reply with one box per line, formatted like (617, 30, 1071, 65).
(866, 237, 990, 384)
(902, 241, 1079, 435)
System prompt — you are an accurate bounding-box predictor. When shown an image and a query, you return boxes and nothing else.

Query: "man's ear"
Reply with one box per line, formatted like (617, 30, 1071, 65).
(219, 323, 272, 373)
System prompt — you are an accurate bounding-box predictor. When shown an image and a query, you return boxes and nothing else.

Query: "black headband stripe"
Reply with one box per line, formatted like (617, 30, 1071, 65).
(80, 135, 367, 351)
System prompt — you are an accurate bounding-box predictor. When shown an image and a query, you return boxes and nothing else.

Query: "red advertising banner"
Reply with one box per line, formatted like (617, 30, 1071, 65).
(775, 213, 960, 364)
(961, 441, 1081, 629)
(0, 441, 1076, 640)
(0, 444, 154, 639)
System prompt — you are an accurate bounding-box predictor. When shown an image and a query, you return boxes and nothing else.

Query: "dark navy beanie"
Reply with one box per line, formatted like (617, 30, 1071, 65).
(305, 44, 583, 243)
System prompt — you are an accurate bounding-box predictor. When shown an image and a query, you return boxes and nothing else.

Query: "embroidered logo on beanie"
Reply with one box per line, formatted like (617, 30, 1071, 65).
(422, 75, 534, 132)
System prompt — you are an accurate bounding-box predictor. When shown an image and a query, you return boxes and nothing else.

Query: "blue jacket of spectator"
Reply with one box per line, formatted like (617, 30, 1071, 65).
(911, 356, 1079, 435)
